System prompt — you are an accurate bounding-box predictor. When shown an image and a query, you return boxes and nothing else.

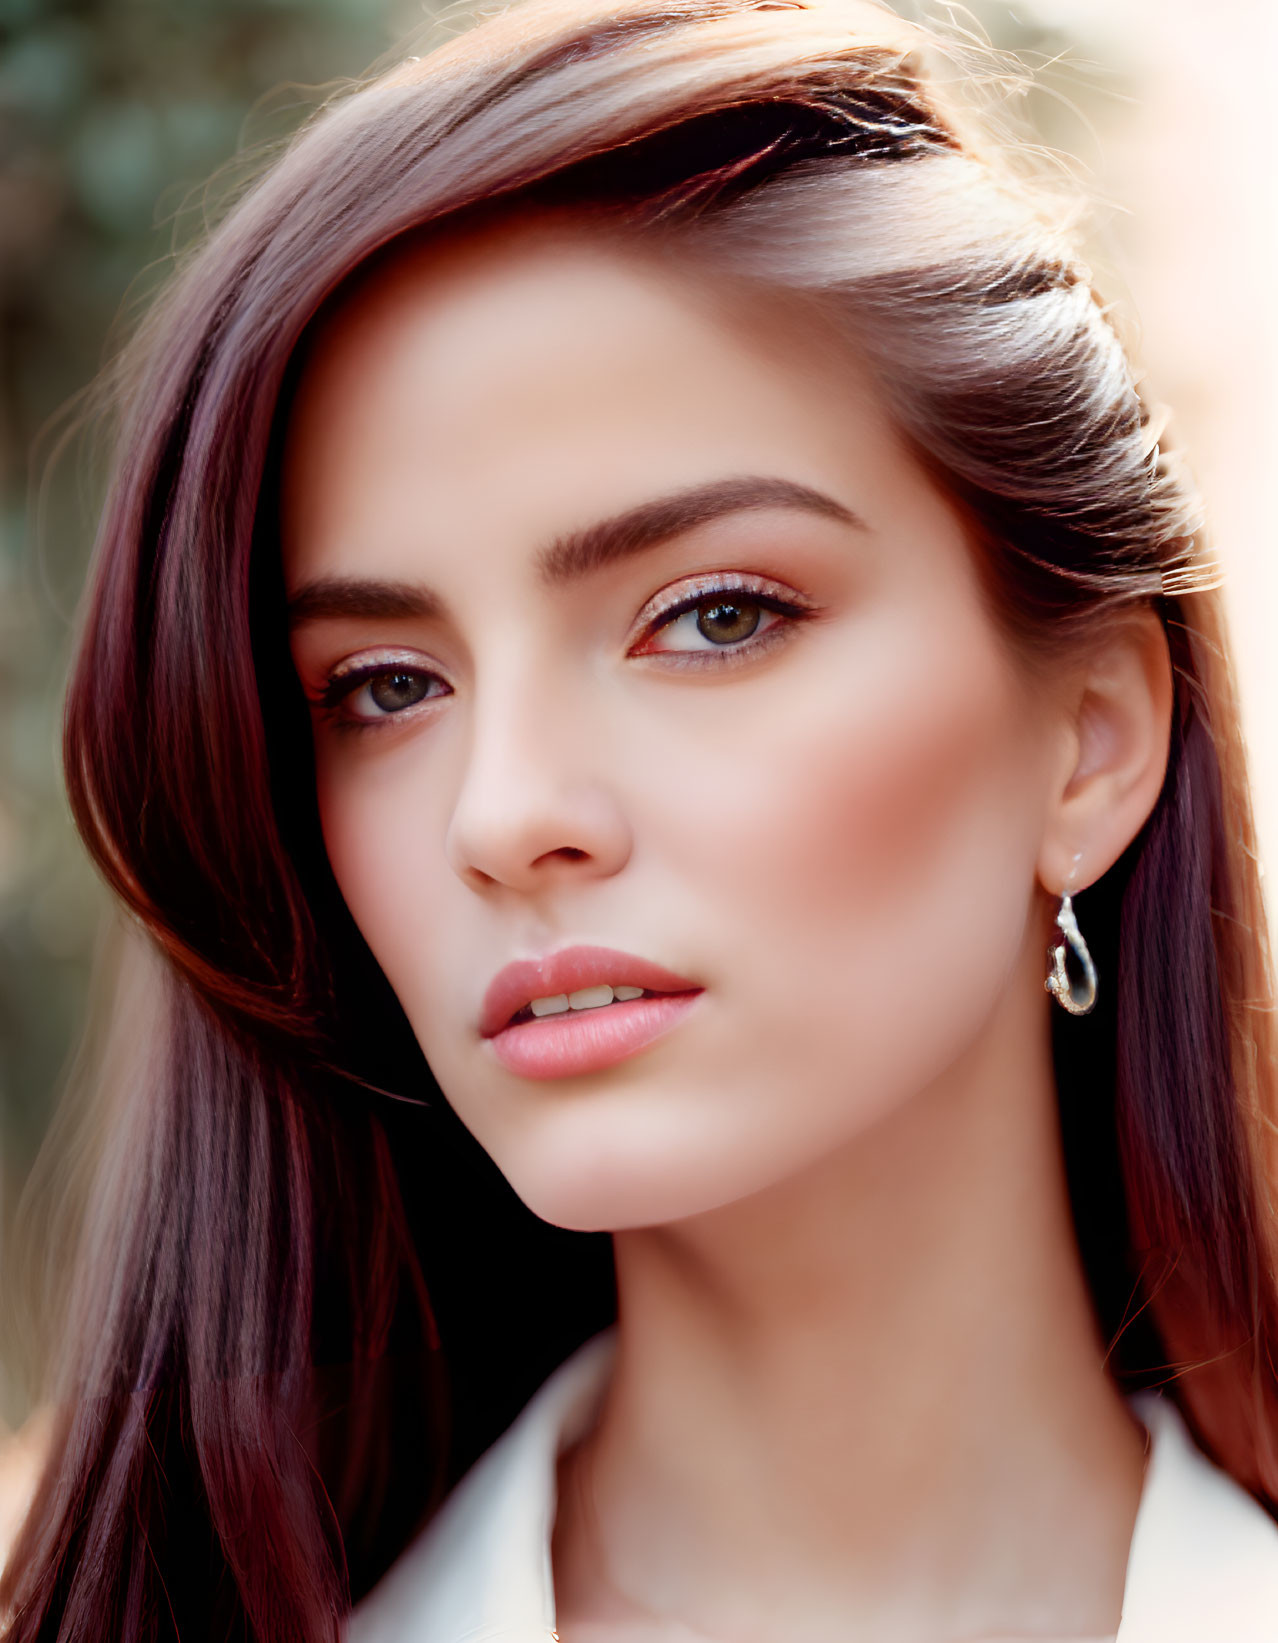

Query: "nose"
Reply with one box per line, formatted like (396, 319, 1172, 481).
(443, 668, 633, 895)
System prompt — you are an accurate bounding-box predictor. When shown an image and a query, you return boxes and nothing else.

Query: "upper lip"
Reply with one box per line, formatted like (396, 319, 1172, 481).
(479, 944, 702, 1038)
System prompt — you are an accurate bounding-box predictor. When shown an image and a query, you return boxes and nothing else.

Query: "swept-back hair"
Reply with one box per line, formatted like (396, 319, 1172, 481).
(5, 0, 1276, 1636)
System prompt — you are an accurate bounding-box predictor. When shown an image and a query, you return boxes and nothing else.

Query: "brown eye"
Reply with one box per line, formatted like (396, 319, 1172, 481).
(322, 662, 450, 724)
(634, 579, 806, 661)
(368, 670, 433, 713)
(696, 600, 762, 645)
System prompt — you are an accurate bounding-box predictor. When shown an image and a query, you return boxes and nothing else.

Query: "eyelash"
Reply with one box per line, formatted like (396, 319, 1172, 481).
(318, 574, 817, 731)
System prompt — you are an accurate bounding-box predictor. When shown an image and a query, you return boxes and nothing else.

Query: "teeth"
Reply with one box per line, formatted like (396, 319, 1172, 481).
(568, 985, 615, 1010)
(524, 983, 648, 1019)
(529, 993, 571, 1016)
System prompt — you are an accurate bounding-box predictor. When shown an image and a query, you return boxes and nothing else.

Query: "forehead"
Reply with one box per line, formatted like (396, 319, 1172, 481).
(277, 216, 946, 596)
(290, 211, 844, 402)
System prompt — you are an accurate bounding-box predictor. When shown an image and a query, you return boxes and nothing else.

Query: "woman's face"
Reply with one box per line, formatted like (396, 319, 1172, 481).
(281, 220, 1065, 1231)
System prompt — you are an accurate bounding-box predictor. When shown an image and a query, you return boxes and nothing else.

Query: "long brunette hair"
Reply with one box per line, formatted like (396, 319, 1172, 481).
(4, 0, 1276, 1636)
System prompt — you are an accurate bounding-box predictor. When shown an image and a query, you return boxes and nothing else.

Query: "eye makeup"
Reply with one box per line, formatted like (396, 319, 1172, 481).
(308, 568, 822, 729)
(314, 647, 451, 730)
(629, 569, 820, 667)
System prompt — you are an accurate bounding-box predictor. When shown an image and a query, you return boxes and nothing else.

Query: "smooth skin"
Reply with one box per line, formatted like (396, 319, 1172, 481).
(281, 218, 1173, 1643)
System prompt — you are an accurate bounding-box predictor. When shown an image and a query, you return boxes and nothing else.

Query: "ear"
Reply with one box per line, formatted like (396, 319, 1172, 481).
(1038, 608, 1174, 896)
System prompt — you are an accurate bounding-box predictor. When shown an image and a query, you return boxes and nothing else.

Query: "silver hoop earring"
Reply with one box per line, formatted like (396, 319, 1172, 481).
(1045, 892, 1098, 1016)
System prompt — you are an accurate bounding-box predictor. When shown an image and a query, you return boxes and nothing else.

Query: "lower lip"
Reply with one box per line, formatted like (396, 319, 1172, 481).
(486, 991, 704, 1080)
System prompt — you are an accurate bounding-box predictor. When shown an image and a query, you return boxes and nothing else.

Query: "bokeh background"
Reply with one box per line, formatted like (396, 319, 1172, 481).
(1, 0, 1276, 1432)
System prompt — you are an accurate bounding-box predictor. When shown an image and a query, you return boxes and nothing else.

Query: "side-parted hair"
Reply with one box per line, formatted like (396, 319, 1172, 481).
(4, 1, 1276, 1637)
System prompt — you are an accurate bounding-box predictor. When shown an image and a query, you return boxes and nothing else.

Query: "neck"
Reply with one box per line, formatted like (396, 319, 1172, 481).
(553, 972, 1147, 1642)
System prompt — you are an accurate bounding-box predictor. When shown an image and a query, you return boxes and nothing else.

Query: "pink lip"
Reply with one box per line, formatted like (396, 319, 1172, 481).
(479, 944, 702, 1039)
(486, 991, 703, 1080)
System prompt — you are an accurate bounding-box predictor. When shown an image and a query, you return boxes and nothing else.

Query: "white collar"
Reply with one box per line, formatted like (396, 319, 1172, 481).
(348, 1329, 1278, 1642)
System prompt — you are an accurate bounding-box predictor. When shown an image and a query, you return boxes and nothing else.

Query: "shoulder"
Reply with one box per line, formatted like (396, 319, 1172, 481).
(1118, 1392, 1278, 1641)
(345, 1330, 615, 1643)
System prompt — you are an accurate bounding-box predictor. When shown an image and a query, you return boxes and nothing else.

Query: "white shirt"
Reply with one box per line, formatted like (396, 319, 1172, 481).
(347, 1329, 1278, 1642)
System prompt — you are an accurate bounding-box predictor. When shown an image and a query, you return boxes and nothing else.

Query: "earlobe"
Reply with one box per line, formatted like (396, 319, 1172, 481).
(1038, 608, 1174, 896)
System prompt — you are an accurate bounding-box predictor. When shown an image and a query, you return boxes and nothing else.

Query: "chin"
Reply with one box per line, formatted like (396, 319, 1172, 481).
(520, 1181, 724, 1235)
(501, 1149, 702, 1233)
(489, 1110, 800, 1234)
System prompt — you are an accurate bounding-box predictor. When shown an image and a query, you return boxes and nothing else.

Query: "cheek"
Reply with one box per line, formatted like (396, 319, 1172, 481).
(785, 652, 1027, 928)
(312, 739, 451, 991)
(663, 617, 1045, 1094)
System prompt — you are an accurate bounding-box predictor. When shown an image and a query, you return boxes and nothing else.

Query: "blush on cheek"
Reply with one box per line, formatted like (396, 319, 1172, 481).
(818, 611, 1025, 900)
(799, 673, 1018, 920)
(705, 627, 1025, 917)
(679, 620, 1039, 1087)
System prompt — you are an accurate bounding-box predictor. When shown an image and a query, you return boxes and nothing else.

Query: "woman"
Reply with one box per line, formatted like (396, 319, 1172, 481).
(3, 0, 1277, 1637)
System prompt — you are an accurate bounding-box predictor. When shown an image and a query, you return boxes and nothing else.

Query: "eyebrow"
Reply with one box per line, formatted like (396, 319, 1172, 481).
(286, 475, 864, 629)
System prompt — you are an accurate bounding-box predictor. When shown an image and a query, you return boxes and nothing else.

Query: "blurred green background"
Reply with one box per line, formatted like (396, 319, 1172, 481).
(0, 0, 435, 1197)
